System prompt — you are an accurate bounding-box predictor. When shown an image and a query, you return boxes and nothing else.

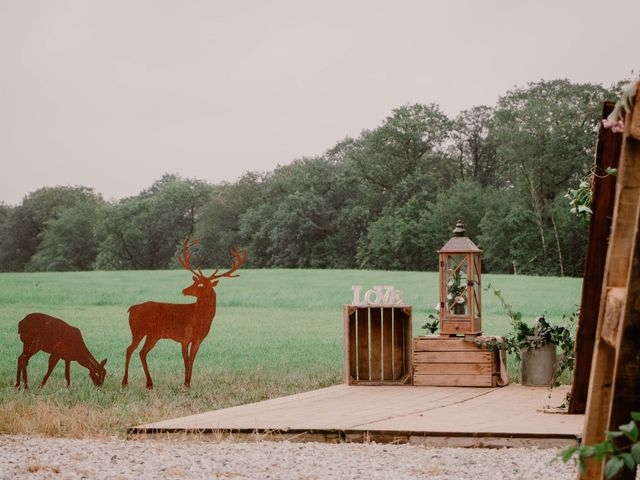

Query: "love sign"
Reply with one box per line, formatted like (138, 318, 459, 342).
(351, 285, 404, 306)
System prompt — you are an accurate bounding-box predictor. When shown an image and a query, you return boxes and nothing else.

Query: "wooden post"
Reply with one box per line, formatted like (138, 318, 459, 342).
(569, 102, 622, 414)
(581, 86, 640, 480)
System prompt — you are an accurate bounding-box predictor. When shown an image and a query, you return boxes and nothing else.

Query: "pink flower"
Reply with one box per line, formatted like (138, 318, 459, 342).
(602, 118, 624, 133)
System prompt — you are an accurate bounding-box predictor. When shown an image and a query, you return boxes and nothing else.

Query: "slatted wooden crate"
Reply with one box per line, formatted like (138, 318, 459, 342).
(413, 336, 499, 387)
(343, 305, 412, 385)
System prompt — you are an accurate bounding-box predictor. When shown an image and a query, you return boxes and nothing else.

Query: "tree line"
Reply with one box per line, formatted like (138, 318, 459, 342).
(0, 79, 622, 276)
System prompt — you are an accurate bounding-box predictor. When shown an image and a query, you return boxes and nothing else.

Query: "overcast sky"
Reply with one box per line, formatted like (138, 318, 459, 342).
(0, 1, 637, 205)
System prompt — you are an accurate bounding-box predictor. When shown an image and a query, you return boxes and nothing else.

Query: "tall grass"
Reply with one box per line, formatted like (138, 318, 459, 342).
(0, 269, 582, 437)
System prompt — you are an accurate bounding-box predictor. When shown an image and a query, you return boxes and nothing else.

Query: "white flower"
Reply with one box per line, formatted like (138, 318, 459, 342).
(435, 303, 440, 311)
(455, 296, 466, 304)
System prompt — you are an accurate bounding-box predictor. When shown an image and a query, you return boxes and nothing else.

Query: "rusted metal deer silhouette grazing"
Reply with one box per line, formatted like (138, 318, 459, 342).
(122, 240, 246, 389)
(16, 313, 107, 389)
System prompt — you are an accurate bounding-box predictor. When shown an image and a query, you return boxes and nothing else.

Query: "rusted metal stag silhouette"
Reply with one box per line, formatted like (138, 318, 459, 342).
(122, 240, 247, 389)
(16, 313, 107, 389)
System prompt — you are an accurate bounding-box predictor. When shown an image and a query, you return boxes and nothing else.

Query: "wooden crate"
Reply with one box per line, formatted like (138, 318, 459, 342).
(413, 336, 499, 387)
(343, 305, 412, 385)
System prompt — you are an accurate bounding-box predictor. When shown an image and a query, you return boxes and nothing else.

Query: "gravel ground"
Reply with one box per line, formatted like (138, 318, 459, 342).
(0, 435, 578, 480)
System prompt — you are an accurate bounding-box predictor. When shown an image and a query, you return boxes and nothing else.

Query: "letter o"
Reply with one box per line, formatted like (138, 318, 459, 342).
(364, 289, 380, 305)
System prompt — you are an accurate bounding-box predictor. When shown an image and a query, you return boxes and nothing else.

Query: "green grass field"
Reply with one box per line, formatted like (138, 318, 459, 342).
(0, 269, 582, 437)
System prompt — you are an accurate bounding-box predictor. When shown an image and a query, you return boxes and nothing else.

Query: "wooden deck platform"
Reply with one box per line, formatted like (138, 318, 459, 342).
(131, 384, 583, 448)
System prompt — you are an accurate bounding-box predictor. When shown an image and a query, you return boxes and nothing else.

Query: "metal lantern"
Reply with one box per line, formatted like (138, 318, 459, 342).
(438, 220, 482, 336)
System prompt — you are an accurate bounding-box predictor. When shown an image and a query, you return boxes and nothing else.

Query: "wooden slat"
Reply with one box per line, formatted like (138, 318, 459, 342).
(393, 309, 405, 379)
(357, 308, 369, 381)
(382, 308, 394, 381)
(570, 102, 622, 414)
(369, 308, 382, 381)
(348, 310, 357, 382)
(414, 351, 492, 364)
(600, 287, 625, 347)
(440, 321, 472, 335)
(401, 308, 413, 379)
(414, 337, 479, 351)
(414, 363, 492, 375)
(343, 305, 356, 384)
(413, 374, 493, 387)
(607, 201, 640, 440)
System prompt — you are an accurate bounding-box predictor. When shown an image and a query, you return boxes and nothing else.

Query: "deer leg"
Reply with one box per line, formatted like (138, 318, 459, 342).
(64, 360, 71, 387)
(16, 345, 36, 389)
(181, 342, 190, 387)
(40, 355, 60, 387)
(139, 337, 159, 389)
(185, 340, 203, 388)
(122, 333, 144, 387)
(15, 353, 24, 388)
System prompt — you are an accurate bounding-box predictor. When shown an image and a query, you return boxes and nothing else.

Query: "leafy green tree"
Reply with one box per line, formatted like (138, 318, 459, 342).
(195, 172, 265, 268)
(0, 186, 101, 271)
(361, 181, 498, 271)
(29, 201, 103, 271)
(492, 79, 608, 275)
(96, 174, 214, 270)
(450, 106, 503, 187)
(350, 103, 452, 200)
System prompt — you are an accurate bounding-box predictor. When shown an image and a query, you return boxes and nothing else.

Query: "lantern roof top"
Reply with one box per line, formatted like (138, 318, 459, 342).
(438, 220, 482, 253)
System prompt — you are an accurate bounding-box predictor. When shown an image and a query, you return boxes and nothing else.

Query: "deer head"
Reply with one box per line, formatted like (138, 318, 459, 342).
(178, 239, 247, 298)
(89, 358, 107, 386)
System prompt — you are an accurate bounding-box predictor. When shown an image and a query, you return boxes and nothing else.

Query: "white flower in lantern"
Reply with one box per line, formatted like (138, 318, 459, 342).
(455, 295, 466, 305)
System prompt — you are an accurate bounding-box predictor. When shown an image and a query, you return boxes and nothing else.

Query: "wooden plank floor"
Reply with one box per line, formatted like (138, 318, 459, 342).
(131, 384, 583, 447)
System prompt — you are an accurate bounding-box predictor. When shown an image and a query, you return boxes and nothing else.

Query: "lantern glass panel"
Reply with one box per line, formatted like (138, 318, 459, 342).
(446, 255, 468, 316)
(473, 256, 481, 317)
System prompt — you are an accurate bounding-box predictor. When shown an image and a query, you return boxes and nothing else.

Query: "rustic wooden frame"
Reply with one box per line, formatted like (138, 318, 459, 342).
(569, 102, 622, 414)
(581, 87, 640, 480)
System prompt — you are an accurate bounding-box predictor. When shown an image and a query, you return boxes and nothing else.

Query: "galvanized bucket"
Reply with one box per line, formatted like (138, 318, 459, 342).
(520, 317, 557, 386)
(521, 343, 557, 386)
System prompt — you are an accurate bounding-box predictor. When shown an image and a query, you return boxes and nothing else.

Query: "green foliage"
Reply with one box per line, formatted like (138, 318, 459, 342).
(0, 186, 102, 272)
(421, 312, 440, 334)
(0, 79, 621, 274)
(563, 412, 640, 478)
(96, 174, 214, 270)
(29, 202, 103, 271)
(479, 283, 576, 387)
(565, 167, 618, 224)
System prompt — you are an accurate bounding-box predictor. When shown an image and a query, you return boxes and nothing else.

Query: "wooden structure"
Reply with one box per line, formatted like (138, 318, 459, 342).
(438, 221, 482, 336)
(413, 336, 499, 387)
(581, 86, 640, 479)
(343, 305, 412, 385)
(569, 102, 622, 414)
(130, 384, 582, 448)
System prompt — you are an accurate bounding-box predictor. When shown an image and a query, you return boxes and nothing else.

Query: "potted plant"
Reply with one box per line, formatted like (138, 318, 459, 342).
(478, 284, 576, 387)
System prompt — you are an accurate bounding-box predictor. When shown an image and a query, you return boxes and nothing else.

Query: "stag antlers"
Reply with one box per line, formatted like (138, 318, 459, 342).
(177, 239, 247, 281)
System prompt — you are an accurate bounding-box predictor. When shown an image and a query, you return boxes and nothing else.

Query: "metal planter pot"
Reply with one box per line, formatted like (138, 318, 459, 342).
(521, 343, 557, 386)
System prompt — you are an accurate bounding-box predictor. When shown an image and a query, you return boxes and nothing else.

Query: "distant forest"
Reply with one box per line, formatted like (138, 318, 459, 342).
(0, 79, 623, 276)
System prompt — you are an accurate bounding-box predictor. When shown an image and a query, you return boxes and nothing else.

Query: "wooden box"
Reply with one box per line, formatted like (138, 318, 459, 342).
(413, 336, 499, 387)
(344, 305, 412, 385)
